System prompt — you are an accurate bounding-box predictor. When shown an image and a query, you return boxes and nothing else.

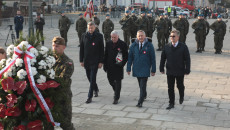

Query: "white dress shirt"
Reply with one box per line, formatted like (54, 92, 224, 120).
(172, 41, 179, 47)
(139, 42, 145, 49)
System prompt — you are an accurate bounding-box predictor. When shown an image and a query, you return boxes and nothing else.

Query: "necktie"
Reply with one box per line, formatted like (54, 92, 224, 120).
(140, 43, 142, 50)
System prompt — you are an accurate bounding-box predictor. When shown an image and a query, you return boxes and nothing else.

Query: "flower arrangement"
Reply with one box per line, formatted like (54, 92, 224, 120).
(0, 37, 61, 129)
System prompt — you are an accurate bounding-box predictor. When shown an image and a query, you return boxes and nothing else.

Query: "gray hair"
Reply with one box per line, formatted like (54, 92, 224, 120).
(87, 21, 95, 26)
(110, 30, 119, 36)
(137, 30, 146, 36)
(171, 30, 180, 36)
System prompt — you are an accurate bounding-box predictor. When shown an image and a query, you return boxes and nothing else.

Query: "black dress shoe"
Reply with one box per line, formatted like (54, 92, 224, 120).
(156, 48, 162, 51)
(136, 103, 142, 108)
(94, 91, 99, 97)
(166, 104, 174, 110)
(179, 98, 184, 104)
(113, 99, 118, 104)
(85, 98, 92, 104)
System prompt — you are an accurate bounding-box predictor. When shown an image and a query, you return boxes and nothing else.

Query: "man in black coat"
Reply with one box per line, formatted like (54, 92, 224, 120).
(104, 30, 128, 104)
(160, 30, 191, 110)
(80, 22, 104, 103)
(14, 10, 24, 39)
(34, 13, 45, 45)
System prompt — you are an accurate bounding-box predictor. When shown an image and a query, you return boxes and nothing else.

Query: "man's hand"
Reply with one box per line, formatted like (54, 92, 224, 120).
(161, 72, 165, 74)
(127, 72, 130, 75)
(98, 63, 103, 68)
(151, 72, 155, 76)
(80, 62, 84, 67)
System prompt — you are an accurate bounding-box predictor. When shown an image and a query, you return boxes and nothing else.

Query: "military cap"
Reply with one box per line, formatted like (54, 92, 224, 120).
(37, 13, 41, 16)
(79, 13, 83, 16)
(183, 13, 186, 16)
(159, 13, 163, 16)
(179, 13, 183, 15)
(164, 13, 168, 15)
(60, 11, 64, 14)
(94, 12, 97, 15)
(52, 36, 65, 46)
(217, 15, 222, 18)
(131, 10, 135, 13)
(148, 11, 151, 14)
(106, 14, 110, 16)
(198, 14, 204, 17)
(141, 11, 145, 14)
(125, 10, 129, 13)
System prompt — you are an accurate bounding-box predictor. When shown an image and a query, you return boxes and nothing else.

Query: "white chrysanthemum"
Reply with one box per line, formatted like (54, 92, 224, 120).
(15, 58, 23, 67)
(38, 60, 47, 69)
(31, 67, 38, 76)
(20, 41, 29, 48)
(12, 54, 18, 59)
(46, 69, 55, 79)
(4, 68, 13, 77)
(17, 69, 27, 79)
(37, 75, 46, 84)
(6, 58, 12, 65)
(30, 58, 37, 66)
(29, 48, 39, 57)
(39, 46, 49, 55)
(45, 56, 56, 68)
(6, 45, 14, 56)
(0, 59, 6, 68)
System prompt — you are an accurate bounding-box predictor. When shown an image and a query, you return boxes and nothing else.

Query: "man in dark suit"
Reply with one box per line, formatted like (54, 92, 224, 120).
(14, 10, 24, 39)
(80, 22, 104, 104)
(160, 30, 191, 110)
(104, 30, 128, 104)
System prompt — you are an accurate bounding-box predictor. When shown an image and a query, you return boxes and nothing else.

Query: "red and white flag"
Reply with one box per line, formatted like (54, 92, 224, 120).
(84, 0, 94, 19)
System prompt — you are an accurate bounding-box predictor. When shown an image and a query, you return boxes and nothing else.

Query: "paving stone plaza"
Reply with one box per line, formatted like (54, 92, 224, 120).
(1, 13, 230, 129)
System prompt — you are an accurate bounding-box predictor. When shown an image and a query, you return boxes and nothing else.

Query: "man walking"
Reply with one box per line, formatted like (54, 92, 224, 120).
(14, 10, 24, 39)
(102, 14, 114, 42)
(76, 13, 87, 47)
(80, 22, 104, 103)
(34, 13, 45, 45)
(104, 30, 128, 104)
(160, 30, 191, 110)
(127, 30, 156, 108)
(210, 15, 226, 54)
(58, 11, 71, 45)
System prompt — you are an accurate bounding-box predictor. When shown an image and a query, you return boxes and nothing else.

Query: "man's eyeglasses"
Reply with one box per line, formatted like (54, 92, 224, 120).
(170, 35, 176, 38)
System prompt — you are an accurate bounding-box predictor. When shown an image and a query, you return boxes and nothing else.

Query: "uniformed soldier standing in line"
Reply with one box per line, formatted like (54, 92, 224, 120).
(130, 11, 138, 43)
(92, 13, 100, 32)
(147, 11, 155, 39)
(34, 13, 45, 45)
(164, 13, 172, 44)
(173, 13, 186, 43)
(119, 10, 132, 47)
(76, 13, 87, 47)
(182, 13, 189, 43)
(102, 14, 114, 42)
(192, 14, 207, 53)
(50, 36, 75, 130)
(153, 14, 167, 51)
(58, 11, 71, 46)
(135, 11, 149, 36)
(210, 15, 226, 54)
(202, 16, 210, 51)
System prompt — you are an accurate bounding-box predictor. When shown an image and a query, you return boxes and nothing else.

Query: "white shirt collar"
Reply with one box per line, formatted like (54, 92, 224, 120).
(139, 41, 144, 49)
(172, 41, 179, 47)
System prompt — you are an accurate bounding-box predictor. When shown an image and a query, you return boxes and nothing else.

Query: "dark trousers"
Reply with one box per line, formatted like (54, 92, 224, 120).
(36, 29, 44, 45)
(108, 78, 121, 100)
(60, 30, 68, 44)
(85, 65, 99, 98)
(167, 75, 185, 105)
(15, 29, 22, 39)
(137, 77, 148, 103)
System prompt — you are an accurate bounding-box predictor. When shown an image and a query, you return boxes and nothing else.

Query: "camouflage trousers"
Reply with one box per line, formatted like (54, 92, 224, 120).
(78, 31, 85, 45)
(214, 35, 224, 52)
(60, 30, 68, 45)
(164, 32, 170, 44)
(130, 29, 137, 43)
(157, 32, 165, 49)
(178, 30, 186, 43)
(104, 33, 111, 43)
(123, 31, 131, 47)
(195, 34, 205, 50)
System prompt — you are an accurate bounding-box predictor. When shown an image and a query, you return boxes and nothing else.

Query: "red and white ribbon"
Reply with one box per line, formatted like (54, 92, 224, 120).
(0, 42, 60, 126)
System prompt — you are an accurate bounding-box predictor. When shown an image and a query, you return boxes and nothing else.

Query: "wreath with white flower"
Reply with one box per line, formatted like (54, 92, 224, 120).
(0, 39, 61, 129)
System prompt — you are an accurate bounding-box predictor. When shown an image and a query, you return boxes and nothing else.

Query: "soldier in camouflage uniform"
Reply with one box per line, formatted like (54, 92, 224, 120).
(182, 13, 189, 43)
(147, 11, 155, 39)
(76, 13, 87, 47)
(93, 13, 100, 32)
(210, 15, 226, 54)
(192, 14, 207, 53)
(58, 12, 71, 45)
(45, 36, 75, 130)
(173, 13, 187, 43)
(164, 13, 172, 44)
(202, 16, 210, 51)
(135, 11, 149, 36)
(130, 11, 138, 43)
(153, 14, 167, 51)
(102, 14, 114, 42)
(119, 10, 132, 47)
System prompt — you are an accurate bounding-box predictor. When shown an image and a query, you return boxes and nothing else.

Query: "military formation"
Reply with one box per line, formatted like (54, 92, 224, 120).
(57, 11, 227, 54)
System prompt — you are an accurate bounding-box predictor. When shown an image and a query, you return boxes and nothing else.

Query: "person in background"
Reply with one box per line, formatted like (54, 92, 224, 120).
(76, 13, 87, 47)
(58, 11, 71, 46)
(34, 13, 45, 45)
(14, 10, 24, 39)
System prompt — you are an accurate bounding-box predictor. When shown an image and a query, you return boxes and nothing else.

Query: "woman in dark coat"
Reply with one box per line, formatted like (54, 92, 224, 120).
(104, 30, 128, 104)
